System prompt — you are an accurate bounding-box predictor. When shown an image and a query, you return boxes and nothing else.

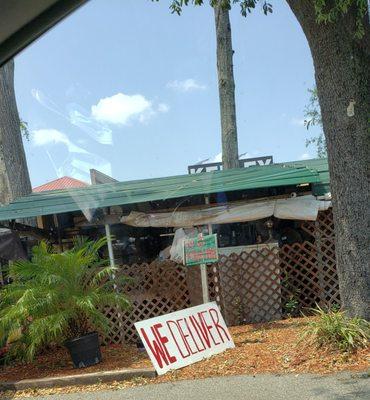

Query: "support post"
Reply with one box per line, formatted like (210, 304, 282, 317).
(200, 194, 212, 304)
(200, 264, 209, 303)
(53, 214, 63, 251)
(105, 224, 124, 343)
(314, 220, 326, 307)
(105, 224, 115, 269)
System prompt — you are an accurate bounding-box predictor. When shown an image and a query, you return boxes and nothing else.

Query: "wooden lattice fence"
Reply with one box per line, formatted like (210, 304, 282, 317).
(279, 209, 340, 313)
(208, 210, 339, 325)
(101, 260, 223, 345)
(216, 246, 282, 325)
(102, 210, 339, 343)
(185, 263, 223, 308)
(101, 260, 191, 344)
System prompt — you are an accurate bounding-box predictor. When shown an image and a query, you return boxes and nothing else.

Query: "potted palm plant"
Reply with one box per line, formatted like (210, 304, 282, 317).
(0, 237, 129, 367)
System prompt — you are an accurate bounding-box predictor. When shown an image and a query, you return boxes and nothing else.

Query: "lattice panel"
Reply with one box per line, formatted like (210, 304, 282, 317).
(217, 247, 282, 326)
(208, 264, 223, 307)
(280, 208, 340, 314)
(101, 210, 339, 343)
(301, 209, 339, 308)
(280, 241, 322, 309)
(185, 264, 223, 309)
(301, 209, 335, 240)
(101, 261, 191, 344)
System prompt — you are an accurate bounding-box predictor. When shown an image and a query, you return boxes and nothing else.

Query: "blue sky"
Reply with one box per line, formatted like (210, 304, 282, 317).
(14, 0, 320, 187)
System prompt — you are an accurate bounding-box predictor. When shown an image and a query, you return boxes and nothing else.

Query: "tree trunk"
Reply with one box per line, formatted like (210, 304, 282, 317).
(286, 1, 370, 319)
(214, 3, 239, 170)
(0, 59, 32, 205)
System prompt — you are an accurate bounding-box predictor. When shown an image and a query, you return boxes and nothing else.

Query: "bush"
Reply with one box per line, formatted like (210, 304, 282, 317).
(0, 237, 129, 362)
(302, 306, 370, 352)
(284, 295, 300, 317)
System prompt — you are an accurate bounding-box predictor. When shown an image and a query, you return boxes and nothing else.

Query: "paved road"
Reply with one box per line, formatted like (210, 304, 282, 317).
(6, 372, 370, 400)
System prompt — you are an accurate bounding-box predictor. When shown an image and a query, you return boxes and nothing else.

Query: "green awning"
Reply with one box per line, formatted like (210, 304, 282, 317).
(0, 158, 329, 221)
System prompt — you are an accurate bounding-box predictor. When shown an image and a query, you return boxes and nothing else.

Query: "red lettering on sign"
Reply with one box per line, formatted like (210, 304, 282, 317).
(141, 324, 176, 368)
(166, 320, 190, 359)
(189, 312, 212, 348)
(200, 311, 220, 346)
(176, 318, 194, 356)
(184, 317, 204, 353)
(153, 323, 177, 364)
(209, 308, 230, 343)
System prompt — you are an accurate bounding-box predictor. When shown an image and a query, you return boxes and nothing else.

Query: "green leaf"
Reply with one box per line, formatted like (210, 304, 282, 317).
(1, 237, 130, 361)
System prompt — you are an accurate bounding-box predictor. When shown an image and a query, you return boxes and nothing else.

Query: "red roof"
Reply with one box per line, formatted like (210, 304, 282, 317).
(33, 176, 89, 192)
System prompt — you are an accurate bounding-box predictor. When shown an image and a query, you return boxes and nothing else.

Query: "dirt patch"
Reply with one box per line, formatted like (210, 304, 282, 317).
(0, 345, 150, 382)
(154, 317, 369, 383)
(1, 317, 368, 398)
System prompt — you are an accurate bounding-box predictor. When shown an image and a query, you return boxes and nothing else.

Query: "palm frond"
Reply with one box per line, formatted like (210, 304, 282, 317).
(1, 236, 130, 361)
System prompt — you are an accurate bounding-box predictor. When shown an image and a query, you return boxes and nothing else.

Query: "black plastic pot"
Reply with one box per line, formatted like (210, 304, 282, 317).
(64, 332, 102, 368)
(136, 338, 146, 352)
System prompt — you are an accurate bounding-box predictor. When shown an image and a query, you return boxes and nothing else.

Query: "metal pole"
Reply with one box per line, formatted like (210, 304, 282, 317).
(105, 224, 124, 343)
(200, 263, 209, 303)
(200, 195, 212, 304)
(105, 224, 115, 268)
(205, 195, 213, 235)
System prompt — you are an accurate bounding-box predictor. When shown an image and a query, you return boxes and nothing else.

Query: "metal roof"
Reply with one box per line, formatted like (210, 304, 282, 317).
(0, 158, 329, 221)
(33, 176, 89, 192)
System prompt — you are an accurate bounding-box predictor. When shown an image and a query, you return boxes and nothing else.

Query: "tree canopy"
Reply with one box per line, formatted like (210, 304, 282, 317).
(164, 0, 368, 37)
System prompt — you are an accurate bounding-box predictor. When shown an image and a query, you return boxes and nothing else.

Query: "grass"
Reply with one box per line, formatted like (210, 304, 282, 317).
(301, 306, 370, 352)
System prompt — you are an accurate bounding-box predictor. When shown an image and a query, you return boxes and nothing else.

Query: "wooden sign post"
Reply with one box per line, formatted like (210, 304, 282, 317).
(183, 234, 218, 303)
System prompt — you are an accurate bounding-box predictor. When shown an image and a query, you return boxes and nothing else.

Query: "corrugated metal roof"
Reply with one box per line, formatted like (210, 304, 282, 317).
(33, 176, 88, 192)
(0, 158, 329, 221)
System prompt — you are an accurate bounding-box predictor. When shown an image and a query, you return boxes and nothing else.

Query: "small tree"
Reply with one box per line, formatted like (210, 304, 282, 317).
(0, 237, 129, 361)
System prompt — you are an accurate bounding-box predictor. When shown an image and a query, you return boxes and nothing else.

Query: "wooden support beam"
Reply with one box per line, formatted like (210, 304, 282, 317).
(2, 221, 56, 240)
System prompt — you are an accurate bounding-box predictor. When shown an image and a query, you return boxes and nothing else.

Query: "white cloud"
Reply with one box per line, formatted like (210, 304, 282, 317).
(299, 153, 311, 160)
(32, 129, 87, 154)
(166, 79, 206, 92)
(91, 93, 153, 125)
(158, 103, 170, 113)
(290, 117, 305, 126)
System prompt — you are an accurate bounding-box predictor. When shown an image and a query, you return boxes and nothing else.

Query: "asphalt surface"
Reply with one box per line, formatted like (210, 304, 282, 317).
(5, 372, 370, 400)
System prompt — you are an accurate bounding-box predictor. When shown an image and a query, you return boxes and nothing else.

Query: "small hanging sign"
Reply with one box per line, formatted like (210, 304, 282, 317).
(183, 233, 218, 266)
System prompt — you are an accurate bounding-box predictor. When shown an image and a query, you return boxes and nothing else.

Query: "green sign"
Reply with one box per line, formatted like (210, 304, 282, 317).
(183, 234, 219, 266)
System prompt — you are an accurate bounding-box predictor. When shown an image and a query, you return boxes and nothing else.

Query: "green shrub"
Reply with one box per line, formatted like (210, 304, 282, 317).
(302, 306, 370, 352)
(0, 237, 129, 361)
(284, 295, 299, 317)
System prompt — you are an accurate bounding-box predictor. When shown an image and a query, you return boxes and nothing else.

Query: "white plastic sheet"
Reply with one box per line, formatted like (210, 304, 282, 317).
(121, 195, 331, 228)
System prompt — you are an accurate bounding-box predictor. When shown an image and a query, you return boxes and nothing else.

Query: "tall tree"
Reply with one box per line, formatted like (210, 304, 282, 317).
(285, 0, 369, 320)
(170, 0, 369, 319)
(0, 59, 32, 205)
(214, 2, 239, 169)
(170, 0, 240, 169)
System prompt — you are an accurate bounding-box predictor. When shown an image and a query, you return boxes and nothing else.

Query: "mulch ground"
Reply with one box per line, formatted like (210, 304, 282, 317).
(1, 316, 369, 398)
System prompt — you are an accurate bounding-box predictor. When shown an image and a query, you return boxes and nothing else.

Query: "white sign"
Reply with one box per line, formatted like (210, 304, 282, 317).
(135, 302, 234, 375)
